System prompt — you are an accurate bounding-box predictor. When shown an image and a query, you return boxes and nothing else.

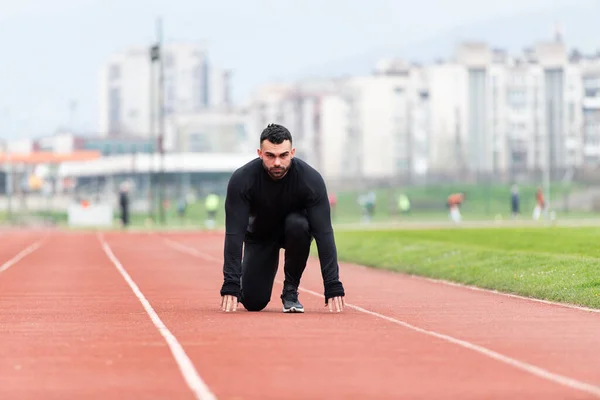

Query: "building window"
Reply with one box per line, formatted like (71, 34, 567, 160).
(507, 89, 526, 109)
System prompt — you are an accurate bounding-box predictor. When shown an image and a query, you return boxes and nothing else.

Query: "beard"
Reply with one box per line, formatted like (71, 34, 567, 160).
(263, 163, 288, 180)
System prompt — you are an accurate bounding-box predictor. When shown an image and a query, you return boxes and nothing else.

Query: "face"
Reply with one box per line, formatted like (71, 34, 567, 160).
(258, 139, 295, 180)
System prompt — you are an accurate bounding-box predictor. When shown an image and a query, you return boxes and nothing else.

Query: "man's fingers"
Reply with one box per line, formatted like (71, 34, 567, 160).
(335, 297, 343, 312)
(221, 295, 238, 312)
(327, 296, 344, 312)
(337, 297, 344, 312)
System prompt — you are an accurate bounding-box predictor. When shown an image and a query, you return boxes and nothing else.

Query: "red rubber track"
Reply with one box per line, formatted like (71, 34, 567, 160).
(0, 229, 44, 262)
(114, 231, 600, 399)
(2, 230, 600, 399)
(0, 231, 195, 400)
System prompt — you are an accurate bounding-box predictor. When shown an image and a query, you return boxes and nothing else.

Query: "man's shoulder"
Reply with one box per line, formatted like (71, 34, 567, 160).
(293, 158, 322, 177)
(293, 158, 325, 185)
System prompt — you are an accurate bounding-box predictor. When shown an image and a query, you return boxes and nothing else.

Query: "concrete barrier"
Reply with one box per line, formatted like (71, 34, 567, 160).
(67, 203, 114, 227)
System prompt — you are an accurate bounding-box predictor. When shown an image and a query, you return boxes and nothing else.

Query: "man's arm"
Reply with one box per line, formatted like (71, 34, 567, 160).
(305, 174, 345, 303)
(220, 171, 251, 299)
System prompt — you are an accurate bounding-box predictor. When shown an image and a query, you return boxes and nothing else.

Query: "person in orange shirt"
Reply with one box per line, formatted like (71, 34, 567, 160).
(533, 187, 545, 220)
(447, 192, 465, 223)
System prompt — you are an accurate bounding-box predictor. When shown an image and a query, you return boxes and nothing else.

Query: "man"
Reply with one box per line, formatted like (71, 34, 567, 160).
(510, 184, 520, 219)
(119, 181, 130, 228)
(219, 124, 345, 313)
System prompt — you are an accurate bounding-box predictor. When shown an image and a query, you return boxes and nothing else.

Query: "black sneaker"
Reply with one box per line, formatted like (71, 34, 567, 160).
(281, 286, 304, 313)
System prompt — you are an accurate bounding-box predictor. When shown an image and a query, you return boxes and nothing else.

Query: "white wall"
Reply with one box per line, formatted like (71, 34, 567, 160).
(423, 63, 468, 172)
(38, 133, 75, 153)
(319, 94, 347, 180)
(168, 108, 249, 153)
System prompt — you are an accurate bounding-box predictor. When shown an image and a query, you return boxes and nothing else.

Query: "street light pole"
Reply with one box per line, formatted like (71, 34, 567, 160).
(149, 17, 166, 224)
(149, 42, 157, 222)
(156, 17, 166, 225)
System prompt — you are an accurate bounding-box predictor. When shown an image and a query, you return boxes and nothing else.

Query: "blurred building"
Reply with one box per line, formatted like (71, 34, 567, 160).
(246, 69, 430, 182)
(166, 107, 249, 153)
(427, 38, 582, 179)
(228, 29, 600, 183)
(98, 42, 231, 140)
(576, 55, 600, 166)
(245, 79, 340, 171)
(333, 63, 430, 181)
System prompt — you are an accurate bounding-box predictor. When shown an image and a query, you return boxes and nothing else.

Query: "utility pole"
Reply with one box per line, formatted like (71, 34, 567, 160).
(149, 17, 166, 224)
(157, 17, 166, 225)
(149, 38, 158, 222)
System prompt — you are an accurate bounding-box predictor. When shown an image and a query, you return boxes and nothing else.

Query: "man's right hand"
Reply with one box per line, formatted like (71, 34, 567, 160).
(221, 295, 238, 312)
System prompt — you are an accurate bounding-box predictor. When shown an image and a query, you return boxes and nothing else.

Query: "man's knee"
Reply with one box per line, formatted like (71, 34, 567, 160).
(284, 212, 310, 239)
(241, 293, 270, 312)
(242, 299, 269, 312)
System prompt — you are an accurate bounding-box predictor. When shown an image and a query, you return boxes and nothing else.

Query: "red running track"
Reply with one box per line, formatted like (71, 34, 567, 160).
(1, 229, 599, 399)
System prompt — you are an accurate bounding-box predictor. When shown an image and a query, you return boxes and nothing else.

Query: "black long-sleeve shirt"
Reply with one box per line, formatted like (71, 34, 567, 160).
(220, 157, 345, 302)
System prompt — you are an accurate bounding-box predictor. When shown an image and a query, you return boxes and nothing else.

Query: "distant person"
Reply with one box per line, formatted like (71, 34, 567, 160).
(358, 191, 376, 223)
(177, 196, 188, 222)
(366, 191, 376, 220)
(119, 181, 130, 228)
(447, 192, 465, 223)
(398, 194, 410, 215)
(204, 193, 220, 229)
(511, 184, 520, 218)
(533, 187, 545, 220)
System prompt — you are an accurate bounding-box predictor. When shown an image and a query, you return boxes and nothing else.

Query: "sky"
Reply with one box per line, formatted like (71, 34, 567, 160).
(0, 0, 597, 140)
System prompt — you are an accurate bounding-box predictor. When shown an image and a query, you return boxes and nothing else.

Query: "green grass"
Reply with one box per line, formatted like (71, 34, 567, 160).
(324, 226, 600, 309)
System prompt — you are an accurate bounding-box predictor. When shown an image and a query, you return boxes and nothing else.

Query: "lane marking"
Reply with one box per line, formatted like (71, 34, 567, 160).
(163, 237, 600, 398)
(98, 233, 217, 400)
(0, 239, 45, 274)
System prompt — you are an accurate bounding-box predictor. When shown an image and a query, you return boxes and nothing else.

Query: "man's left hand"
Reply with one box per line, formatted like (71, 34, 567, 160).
(328, 296, 345, 312)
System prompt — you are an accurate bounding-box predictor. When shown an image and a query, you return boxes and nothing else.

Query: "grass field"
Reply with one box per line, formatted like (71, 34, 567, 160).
(326, 226, 600, 309)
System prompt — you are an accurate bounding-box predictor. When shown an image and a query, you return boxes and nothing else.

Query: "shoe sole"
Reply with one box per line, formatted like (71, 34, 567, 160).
(282, 306, 304, 313)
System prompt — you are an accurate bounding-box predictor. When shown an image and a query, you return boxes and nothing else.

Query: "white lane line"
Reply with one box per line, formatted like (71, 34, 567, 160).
(98, 233, 217, 400)
(0, 239, 45, 274)
(163, 237, 600, 399)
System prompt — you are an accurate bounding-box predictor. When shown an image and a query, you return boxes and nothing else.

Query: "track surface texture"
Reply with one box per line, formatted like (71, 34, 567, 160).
(0, 229, 598, 399)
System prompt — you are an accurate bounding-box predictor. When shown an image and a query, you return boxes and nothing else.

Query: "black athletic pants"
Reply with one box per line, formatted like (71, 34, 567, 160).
(240, 212, 312, 312)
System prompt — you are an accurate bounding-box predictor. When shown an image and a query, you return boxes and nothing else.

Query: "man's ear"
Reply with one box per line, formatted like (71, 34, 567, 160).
(290, 148, 296, 158)
(257, 148, 262, 159)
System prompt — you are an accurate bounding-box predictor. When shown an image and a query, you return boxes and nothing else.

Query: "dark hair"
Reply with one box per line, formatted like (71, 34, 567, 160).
(260, 123, 292, 145)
